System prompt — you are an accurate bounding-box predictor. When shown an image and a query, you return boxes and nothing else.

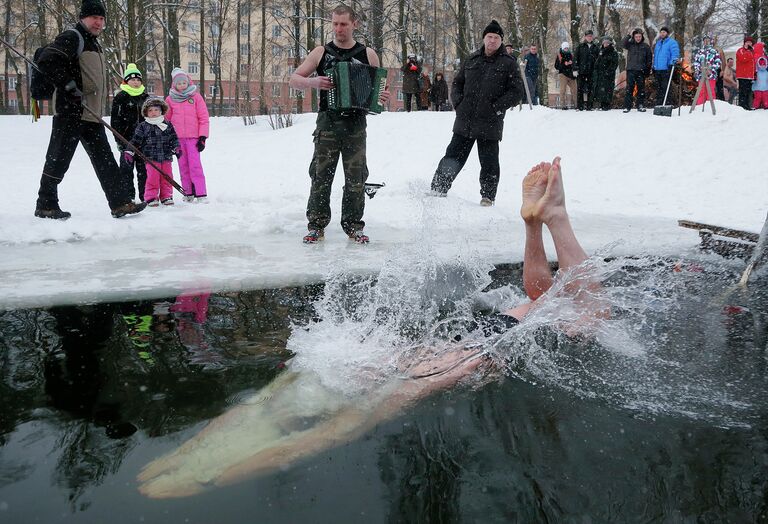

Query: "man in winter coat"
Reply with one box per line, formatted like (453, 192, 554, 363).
(555, 42, 577, 109)
(111, 63, 149, 201)
(736, 36, 756, 110)
(652, 26, 680, 106)
(429, 72, 449, 110)
(34, 0, 146, 220)
(430, 20, 524, 206)
(523, 44, 540, 105)
(592, 36, 619, 110)
(574, 30, 599, 110)
(401, 53, 421, 112)
(622, 28, 652, 112)
(289, 4, 390, 244)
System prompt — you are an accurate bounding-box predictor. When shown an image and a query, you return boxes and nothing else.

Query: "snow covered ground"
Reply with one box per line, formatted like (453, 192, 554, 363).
(0, 103, 766, 310)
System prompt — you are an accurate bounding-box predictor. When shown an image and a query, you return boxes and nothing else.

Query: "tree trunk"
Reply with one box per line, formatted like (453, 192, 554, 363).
(641, 0, 655, 43)
(597, 0, 606, 37)
(691, 0, 718, 43)
(235, 0, 241, 109)
(200, 0, 206, 102)
(307, 0, 317, 111)
(456, 0, 470, 61)
(672, 0, 687, 51)
(398, 0, 407, 59)
(259, 0, 266, 114)
(570, 0, 580, 47)
(293, 0, 302, 113)
(505, 0, 522, 50)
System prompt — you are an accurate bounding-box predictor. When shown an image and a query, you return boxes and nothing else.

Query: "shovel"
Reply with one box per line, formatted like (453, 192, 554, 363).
(653, 64, 676, 116)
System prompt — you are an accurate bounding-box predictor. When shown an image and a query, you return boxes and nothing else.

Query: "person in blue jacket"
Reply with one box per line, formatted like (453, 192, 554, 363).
(652, 27, 680, 106)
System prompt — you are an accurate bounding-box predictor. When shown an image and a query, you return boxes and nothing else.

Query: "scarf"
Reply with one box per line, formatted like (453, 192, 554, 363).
(120, 83, 146, 96)
(145, 115, 168, 131)
(169, 83, 197, 102)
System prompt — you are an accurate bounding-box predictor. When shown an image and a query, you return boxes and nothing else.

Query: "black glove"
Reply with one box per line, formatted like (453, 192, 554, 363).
(175, 148, 183, 159)
(63, 80, 83, 101)
(196, 136, 206, 152)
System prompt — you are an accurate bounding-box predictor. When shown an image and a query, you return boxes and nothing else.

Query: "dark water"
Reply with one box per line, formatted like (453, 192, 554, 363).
(1, 261, 767, 523)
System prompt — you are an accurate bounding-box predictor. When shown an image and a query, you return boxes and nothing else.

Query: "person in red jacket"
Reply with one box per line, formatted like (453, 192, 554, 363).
(735, 36, 756, 110)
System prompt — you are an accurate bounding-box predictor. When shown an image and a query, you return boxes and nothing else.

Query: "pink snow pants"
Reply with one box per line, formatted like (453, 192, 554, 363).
(696, 79, 717, 105)
(178, 138, 207, 197)
(753, 90, 768, 109)
(144, 161, 174, 202)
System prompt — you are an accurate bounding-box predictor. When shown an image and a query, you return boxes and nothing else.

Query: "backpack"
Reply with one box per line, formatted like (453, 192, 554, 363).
(30, 28, 84, 100)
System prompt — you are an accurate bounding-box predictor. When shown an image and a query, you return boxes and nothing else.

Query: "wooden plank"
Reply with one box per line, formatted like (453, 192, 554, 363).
(678, 220, 759, 243)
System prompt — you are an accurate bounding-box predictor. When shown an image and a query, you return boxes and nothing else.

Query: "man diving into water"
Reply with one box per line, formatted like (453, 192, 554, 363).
(138, 156, 602, 499)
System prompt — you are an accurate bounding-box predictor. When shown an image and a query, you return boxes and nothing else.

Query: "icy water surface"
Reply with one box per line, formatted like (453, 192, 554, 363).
(0, 256, 767, 522)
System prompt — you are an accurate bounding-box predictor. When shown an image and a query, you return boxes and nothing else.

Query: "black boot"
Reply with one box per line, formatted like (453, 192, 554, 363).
(111, 201, 147, 218)
(35, 207, 72, 220)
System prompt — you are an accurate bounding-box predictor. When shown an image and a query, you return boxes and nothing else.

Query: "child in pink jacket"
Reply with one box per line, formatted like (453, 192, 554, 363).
(166, 68, 210, 203)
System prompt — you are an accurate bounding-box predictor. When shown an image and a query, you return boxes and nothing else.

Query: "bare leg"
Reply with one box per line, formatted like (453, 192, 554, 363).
(520, 161, 555, 301)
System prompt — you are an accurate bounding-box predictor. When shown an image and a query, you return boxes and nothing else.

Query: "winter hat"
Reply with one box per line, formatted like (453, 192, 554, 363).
(584, 29, 594, 36)
(561, 41, 570, 49)
(601, 36, 613, 44)
(757, 56, 768, 70)
(744, 36, 755, 44)
(142, 97, 168, 117)
(702, 34, 712, 42)
(171, 67, 192, 87)
(482, 20, 504, 39)
(123, 63, 142, 82)
(632, 27, 644, 36)
(79, 0, 106, 19)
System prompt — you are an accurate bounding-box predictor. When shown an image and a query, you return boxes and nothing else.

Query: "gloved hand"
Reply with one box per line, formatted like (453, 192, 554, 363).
(123, 150, 134, 165)
(175, 148, 183, 159)
(63, 80, 83, 101)
(196, 136, 206, 152)
(574, 71, 579, 77)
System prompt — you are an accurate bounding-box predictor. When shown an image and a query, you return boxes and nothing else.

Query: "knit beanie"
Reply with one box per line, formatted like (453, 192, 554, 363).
(482, 20, 504, 39)
(584, 29, 593, 36)
(142, 97, 168, 117)
(601, 36, 613, 44)
(659, 26, 670, 33)
(79, 0, 106, 18)
(744, 36, 755, 44)
(123, 63, 142, 82)
(171, 67, 192, 87)
(561, 41, 570, 49)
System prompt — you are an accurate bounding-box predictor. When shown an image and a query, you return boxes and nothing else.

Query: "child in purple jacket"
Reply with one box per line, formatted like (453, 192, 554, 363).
(124, 98, 181, 206)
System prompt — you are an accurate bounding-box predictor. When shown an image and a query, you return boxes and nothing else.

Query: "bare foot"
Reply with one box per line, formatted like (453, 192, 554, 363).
(536, 156, 567, 225)
(520, 161, 550, 222)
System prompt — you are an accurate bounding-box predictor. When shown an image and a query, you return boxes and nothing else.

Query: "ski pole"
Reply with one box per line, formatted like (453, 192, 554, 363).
(0, 35, 188, 197)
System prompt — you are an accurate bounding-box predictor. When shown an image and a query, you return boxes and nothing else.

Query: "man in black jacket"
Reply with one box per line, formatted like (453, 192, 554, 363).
(35, 0, 146, 219)
(622, 28, 653, 112)
(430, 20, 524, 206)
(574, 30, 599, 110)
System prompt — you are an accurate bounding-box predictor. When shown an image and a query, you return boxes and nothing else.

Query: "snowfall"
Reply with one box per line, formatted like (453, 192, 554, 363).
(0, 102, 766, 310)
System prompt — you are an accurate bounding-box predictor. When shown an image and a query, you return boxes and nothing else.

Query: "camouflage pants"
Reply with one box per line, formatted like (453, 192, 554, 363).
(306, 113, 369, 234)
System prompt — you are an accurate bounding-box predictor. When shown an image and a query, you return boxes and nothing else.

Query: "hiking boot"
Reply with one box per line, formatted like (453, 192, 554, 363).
(303, 229, 324, 244)
(161, 198, 174, 206)
(34, 207, 71, 220)
(622, 108, 631, 113)
(196, 196, 209, 204)
(348, 230, 370, 244)
(480, 197, 494, 207)
(146, 199, 159, 207)
(182, 195, 195, 203)
(111, 201, 147, 218)
(637, 105, 646, 112)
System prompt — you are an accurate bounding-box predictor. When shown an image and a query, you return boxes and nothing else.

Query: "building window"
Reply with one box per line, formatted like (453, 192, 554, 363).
(240, 43, 250, 56)
(145, 61, 155, 72)
(287, 47, 295, 58)
(240, 63, 249, 74)
(289, 87, 304, 98)
(186, 21, 199, 32)
(7, 76, 16, 90)
(272, 84, 281, 97)
(272, 44, 282, 57)
(272, 25, 281, 37)
(187, 41, 199, 54)
(397, 72, 404, 84)
(210, 85, 218, 96)
(9, 98, 17, 107)
(397, 89, 403, 101)
(272, 65, 281, 76)
(240, 23, 249, 36)
(146, 81, 155, 94)
(271, 7, 284, 17)
(188, 62, 199, 74)
(210, 23, 220, 37)
(287, 65, 296, 76)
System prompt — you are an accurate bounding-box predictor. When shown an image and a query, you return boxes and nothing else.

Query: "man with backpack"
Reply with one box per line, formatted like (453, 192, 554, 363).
(34, 0, 146, 219)
(289, 4, 389, 244)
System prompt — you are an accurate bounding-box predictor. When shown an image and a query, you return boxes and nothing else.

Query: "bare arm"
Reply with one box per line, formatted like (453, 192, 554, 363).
(289, 45, 332, 90)
(366, 47, 391, 105)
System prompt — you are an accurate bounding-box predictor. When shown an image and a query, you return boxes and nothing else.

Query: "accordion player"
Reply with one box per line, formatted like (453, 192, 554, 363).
(324, 61, 388, 114)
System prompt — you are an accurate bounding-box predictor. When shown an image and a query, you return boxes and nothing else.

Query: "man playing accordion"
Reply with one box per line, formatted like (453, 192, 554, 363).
(289, 4, 390, 245)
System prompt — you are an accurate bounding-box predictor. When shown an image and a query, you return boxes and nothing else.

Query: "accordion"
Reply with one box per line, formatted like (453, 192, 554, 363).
(325, 62, 388, 114)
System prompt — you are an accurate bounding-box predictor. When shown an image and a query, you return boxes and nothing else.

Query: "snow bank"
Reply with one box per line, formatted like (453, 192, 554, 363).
(0, 103, 765, 309)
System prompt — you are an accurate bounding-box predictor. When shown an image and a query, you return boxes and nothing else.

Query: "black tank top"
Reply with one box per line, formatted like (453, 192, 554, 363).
(316, 41, 369, 112)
